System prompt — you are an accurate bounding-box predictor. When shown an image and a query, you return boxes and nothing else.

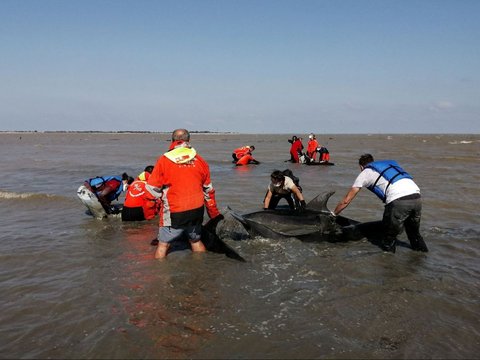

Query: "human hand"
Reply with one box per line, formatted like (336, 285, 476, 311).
(300, 200, 307, 210)
(214, 214, 225, 222)
(205, 213, 224, 231)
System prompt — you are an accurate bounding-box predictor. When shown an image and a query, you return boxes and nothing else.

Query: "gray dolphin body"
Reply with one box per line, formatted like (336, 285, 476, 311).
(230, 191, 383, 243)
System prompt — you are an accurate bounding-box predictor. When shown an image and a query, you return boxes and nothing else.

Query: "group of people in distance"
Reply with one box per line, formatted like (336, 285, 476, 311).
(289, 133, 330, 164)
(79, 128, 428, 258)
(231, 133, 330, 166)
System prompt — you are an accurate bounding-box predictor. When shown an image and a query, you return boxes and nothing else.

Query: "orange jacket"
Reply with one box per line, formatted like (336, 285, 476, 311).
(236, 153, 255, 165)
(233, 146, 252, 159)
(307, 139, 319, 158)
(123, 178, 159, 220)
(147, 144, 220, 227)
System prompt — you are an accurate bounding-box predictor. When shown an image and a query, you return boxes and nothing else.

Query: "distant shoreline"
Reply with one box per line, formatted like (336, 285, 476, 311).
(0, 130, 236, 134)
(0, 130, 477, 136)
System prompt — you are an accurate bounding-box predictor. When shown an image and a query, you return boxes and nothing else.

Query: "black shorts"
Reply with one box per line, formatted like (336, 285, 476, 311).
(121, 206, 145, 221)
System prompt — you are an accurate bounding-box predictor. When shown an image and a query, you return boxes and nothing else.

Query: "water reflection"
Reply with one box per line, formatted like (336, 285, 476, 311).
(114, 224, 222, 358)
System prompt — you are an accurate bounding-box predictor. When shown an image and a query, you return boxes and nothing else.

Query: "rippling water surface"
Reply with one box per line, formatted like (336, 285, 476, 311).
(0, 132, 479, 359)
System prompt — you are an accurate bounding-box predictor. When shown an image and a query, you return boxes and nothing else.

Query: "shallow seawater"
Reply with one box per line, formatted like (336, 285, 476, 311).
(0, 132, 479, 358)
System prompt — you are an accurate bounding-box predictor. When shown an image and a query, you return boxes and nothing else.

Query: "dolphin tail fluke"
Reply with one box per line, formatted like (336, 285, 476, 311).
(306, 191, 335, 212)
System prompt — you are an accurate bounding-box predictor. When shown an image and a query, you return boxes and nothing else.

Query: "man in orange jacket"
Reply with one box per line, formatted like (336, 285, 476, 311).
(147, 129, 223, 259)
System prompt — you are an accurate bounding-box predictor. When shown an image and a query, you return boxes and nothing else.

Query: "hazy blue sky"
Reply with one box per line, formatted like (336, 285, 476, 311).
(1, 0, 478, 133)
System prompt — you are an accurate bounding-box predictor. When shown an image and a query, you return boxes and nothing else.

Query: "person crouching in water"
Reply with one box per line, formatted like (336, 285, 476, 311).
(232, 145, 259, 166)
(263, 170, 306, 211)
(121, 165, 160, 221)
(82, 172, 134, 214)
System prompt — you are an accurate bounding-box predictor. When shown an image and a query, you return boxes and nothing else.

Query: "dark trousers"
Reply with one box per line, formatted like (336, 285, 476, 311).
(268, 194, 296, 210)
(121, 206, 145, 221)
(382, 196, 425, 249)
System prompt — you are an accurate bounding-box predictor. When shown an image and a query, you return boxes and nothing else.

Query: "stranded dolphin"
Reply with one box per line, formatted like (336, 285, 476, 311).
(230, 191, 383, 243)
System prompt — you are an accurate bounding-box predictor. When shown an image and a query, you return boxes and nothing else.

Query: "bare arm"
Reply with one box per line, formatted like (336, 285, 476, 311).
(291, 185, 304, 202)
(333, 187, 361, 216)
(263, 190, 273, 209)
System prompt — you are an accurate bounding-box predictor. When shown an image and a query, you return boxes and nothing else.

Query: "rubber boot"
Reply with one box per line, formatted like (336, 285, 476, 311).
(381, 239, 396, 253)
(411, 237, 428, 252)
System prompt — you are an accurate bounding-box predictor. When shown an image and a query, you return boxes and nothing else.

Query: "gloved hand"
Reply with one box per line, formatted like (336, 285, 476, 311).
(214, 213, 225, 222)
(205, 213, 224, 231)
(296, 200, 306, 213)
(300, 200, 307, 210)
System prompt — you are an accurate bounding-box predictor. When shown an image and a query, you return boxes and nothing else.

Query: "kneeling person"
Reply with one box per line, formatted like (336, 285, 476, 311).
(264, 170, 306, 210)
(232, 145, 259, 166)
(121, 165, 159, 221)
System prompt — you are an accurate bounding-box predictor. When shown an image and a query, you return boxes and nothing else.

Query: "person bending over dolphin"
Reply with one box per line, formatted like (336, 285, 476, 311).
(232, 145, 259, 166)
(264, 170, 306, 211)
(333, 153, 428, 253)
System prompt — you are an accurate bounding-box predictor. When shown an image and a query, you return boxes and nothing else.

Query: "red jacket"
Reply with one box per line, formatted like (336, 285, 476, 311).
(290, 139, 304, 162)
(236, 153, 255, 165)
(123, 178, 159, 220)
(147, 143, 220, 227)
(307, 139, 318, 157)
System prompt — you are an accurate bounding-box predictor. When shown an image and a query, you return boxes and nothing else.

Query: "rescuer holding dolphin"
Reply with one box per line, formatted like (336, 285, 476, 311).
(333, 153, 428, 253)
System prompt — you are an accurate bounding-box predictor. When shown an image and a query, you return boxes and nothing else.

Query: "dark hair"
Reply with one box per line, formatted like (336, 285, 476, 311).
(270, 170, 285, 182)
(172, 128, 190, 141)
(121, 172, 134, 185)
(250, 145, 255, 151)
(358, 154, 374, 167)
(144, 165, 154, 173)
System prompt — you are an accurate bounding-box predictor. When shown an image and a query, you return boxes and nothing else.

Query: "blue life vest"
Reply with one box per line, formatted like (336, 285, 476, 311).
(88, 175, 123, 201)
(365, 160, 413, 203)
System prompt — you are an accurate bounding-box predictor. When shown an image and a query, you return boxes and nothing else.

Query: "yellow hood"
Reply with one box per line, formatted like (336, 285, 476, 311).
(164, 146, 197, 164)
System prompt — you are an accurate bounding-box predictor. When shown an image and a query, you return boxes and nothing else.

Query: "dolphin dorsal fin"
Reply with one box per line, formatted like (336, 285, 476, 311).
(306, 191, 335, 212)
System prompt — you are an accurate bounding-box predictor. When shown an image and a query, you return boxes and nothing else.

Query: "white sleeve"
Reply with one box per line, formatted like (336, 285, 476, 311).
(352, 169, 376, 188)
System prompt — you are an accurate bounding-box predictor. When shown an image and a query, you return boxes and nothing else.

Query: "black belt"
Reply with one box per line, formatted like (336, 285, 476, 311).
(398, 193, 421, 200)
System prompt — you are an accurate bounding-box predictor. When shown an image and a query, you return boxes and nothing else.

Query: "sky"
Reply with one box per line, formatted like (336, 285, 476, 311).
(0, 0, 479, 134)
